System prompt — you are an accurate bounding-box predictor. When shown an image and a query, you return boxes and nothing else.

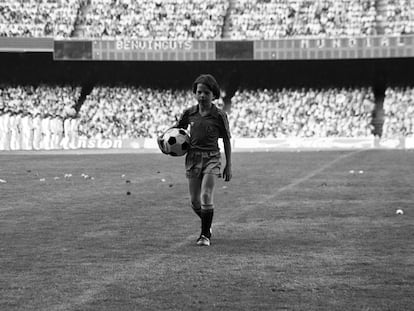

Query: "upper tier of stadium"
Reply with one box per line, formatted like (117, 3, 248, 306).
(0, 0, 413, 39)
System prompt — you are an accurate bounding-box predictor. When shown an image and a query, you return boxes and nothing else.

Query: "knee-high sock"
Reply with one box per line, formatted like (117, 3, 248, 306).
(201, 204, 214, 238)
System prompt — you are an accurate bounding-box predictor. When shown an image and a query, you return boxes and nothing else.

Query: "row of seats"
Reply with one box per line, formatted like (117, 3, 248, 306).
(1, 0, 413, 38)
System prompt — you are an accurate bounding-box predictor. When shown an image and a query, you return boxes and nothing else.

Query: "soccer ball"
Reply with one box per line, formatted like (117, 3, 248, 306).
(161, 128, 190, 157)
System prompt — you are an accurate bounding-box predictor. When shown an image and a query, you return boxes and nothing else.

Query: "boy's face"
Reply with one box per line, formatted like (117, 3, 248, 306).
(195, 83, 213, 106)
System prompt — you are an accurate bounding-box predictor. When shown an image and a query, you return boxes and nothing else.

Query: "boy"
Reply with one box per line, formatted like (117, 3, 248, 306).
(158, 74, 232, 246)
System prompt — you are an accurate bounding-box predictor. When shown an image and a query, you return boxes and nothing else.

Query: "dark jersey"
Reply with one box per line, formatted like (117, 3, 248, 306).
(175, 104, 231, 152)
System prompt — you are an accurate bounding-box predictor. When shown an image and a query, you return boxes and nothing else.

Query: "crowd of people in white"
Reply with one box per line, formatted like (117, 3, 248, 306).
(0, 85, 80, 150)
(1, 0, 413, 38)
(1, 84, 414, 150)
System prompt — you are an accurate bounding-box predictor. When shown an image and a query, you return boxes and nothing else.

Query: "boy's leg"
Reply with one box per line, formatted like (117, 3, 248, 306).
(188, 177, 202, 218)
(200, 173, 216, 239)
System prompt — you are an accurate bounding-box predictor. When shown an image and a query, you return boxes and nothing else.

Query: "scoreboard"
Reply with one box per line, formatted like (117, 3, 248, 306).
(254, 36, 414, 60)
(92, 40, 215, 61)
(51, 35, 414, 61)
(54, 40, 92, 60)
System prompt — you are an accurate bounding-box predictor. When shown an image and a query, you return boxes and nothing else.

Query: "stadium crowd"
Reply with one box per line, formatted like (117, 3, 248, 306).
(2, 83, 414, 150)
(381, 0, 414, 35)
(228, 87, 376, 137)
(1, 0, 414, 38)
(1, 1, 414, 151)
(0, 84, 80, 150)
(0, 84, 385, 151)
(382, 86, 414, 137)
(73, 0, 229, 39)
(0, 0, 82, 37)
(77, 86, 200, 139)
(227, 0, 377, 39)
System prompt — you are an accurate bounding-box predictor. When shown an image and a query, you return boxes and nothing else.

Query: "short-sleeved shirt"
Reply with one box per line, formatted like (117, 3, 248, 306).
(175, 104, 231, 152)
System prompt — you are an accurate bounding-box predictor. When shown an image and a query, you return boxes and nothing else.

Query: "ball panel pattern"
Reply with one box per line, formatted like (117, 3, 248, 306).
(162, 128, 190, 157)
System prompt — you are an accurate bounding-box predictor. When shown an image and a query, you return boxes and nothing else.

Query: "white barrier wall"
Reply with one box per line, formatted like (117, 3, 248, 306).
(2, 136, 411, 152)
(69, 136, 411, 151)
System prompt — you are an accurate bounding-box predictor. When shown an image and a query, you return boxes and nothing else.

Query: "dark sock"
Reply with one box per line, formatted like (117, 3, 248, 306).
(201, 208, 214, 238)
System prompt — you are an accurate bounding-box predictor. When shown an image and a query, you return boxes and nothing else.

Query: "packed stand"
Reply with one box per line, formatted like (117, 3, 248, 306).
(0, 0, 82, 37)
(381, 0, 414, 35)
(227, 0, 377, 39)
(78, 86, 205, 139)
(0, 84, 81, 150)
(228, 87, 375, 138)
(75, 0, 229, 39)
(382, 86, 414, 137)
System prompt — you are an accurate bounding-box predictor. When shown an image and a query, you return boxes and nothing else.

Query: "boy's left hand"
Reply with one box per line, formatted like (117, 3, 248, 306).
(223, 164, 232, 182)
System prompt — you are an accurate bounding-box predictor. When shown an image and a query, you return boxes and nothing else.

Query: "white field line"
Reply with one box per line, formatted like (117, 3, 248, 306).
(51, 149, 365, 311)
(258, 149, 365, 203)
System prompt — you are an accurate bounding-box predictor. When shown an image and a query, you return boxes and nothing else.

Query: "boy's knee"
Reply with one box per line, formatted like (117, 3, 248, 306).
(191, 200, 201, 211)
(201, 192, 213, 205)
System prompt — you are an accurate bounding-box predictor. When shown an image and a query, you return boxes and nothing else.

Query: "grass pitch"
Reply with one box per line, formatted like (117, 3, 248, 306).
(1, 149, 413, 311)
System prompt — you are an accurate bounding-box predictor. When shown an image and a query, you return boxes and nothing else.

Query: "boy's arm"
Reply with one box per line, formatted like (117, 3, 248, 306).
(222, 137, 232, 182)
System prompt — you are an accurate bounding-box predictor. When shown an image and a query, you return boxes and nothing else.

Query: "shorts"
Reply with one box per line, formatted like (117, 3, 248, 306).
(185, 150, 221, 179)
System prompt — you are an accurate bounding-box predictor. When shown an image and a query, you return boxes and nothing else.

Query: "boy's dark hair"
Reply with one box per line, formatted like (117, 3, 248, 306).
(192, 74, 220, 99)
